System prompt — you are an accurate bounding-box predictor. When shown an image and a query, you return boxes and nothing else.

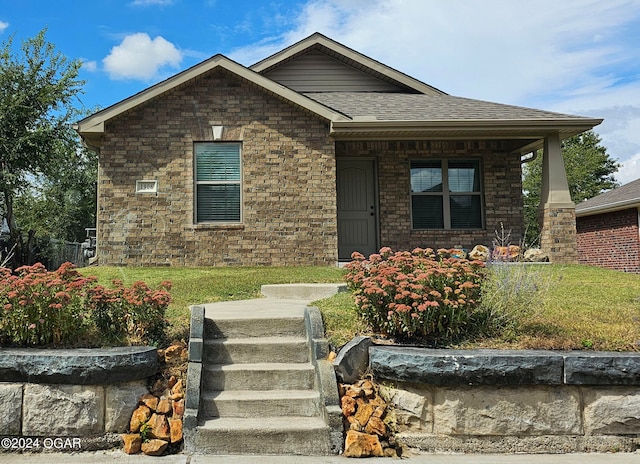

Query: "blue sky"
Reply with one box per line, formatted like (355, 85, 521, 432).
(3, 0, 640, 184)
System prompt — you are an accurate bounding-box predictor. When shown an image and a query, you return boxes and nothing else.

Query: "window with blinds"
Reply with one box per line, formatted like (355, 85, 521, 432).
(410, 159, 483, 229)
(194, 142, 241, 223)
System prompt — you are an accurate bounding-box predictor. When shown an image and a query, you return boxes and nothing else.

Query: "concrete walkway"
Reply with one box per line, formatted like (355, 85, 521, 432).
(2, 450, 640, 463)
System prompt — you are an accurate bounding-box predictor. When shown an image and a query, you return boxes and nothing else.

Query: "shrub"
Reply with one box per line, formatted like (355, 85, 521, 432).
(0, 262, 95, 346)
(345, 247, 486, 342)
(0, 262, 172, 347)
(477, 262, 553, 337)
(87, 279, 172, 346)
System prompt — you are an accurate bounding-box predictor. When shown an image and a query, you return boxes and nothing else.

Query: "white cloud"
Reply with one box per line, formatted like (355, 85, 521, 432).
(0, 21, 9, 34)
(618, 152, 640, 185)
(81, 59, 97, 72)
(103, 33, 182, 81)
(229, 0, 640, 183)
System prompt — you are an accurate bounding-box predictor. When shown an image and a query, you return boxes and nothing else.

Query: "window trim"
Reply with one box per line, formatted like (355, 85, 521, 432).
(194, 141, 243, 225)
(410, 158, 484, 230)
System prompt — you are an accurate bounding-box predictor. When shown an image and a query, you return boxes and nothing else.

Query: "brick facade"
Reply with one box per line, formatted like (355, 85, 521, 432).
(576, 208, 640, 273)
(97, 68, 337, 266)
(97, 72, 530, 266)
(336, 140, 524, 252)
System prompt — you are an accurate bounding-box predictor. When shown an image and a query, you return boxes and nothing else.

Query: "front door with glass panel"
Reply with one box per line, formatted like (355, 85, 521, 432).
(336, 159, 378, 260)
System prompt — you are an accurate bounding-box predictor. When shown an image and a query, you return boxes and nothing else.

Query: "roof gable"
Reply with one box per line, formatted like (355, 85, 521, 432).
(250, 33, 444, 96)
(74, 53, 348, 140)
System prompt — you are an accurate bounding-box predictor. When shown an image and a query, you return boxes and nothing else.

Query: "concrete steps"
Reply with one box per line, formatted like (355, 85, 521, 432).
(188, 298, 335, 455)
(200, 390, 321, 418)
(202, 362, 316, 391)
(203, 336, 309, 364)
(192, 417, 332, 455)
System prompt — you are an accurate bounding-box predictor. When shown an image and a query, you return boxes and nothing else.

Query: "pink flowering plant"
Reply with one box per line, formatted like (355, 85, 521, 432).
(345, 247, 486, 342)
(87, 279, 172, 346)
(0, 262, 172, 347)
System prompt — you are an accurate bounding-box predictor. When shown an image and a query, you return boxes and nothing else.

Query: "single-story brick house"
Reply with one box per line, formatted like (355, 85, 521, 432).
(75, 33, 601, 266)
(575, 178, 640, 273)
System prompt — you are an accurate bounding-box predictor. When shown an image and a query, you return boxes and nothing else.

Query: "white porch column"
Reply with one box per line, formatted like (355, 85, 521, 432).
(538, 133, 578, 263)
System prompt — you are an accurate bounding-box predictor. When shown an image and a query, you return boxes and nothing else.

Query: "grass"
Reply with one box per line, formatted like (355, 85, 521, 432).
(80, 264, 640, 352)
(79, 266, 345, 341)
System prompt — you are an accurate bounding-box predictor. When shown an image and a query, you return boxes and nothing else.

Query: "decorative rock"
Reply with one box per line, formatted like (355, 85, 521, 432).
(140, 393, 159, 411)
(523, 248, 549, 262)
(450, 248, 467, 259)
(141, 438, 168, 456)
(129, 405, 151, 433)
(148, 413, 171, 440)
(354, 403, 376, 425)
(365, 416, 387, 436)
(433, 386, 582, 436)
(173, 398, 185, 417)
(0, 383, 23, 435)
(171, 379, 184, 396)
(344, 430, 384, 457)
(492, 245, 520, 261)
(168, 375, 177, 389)
(22, 384, 104, 436)
(333, 336, 372, 384)
(468, 245, 489, 261)
(341, 395, 356, 416)
(122, 433, 142, 454)
(105, 381, 149, 433)
(169, 417, 183, 443)
(157, 397, 172, 415)
(370, 346, 564, 386)
(164, 344, 187, 364)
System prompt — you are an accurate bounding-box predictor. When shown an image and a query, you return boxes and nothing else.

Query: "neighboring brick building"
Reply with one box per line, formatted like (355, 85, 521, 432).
(576, 179, 640, 273)
(75, 33, 602, 266)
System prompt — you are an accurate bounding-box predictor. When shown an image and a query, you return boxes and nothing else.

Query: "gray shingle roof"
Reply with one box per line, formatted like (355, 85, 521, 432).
(575, 178, 640, 215)
(303, 92, 591, 121)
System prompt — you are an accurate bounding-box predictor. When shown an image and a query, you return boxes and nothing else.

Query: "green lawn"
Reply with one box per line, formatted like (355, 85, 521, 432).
(80, 264, 640, 352)
(80, 266, 345, 341)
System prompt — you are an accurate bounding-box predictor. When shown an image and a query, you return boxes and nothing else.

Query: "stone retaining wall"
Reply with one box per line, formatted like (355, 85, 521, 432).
(337, 344, 640, 453)
(0, 347, 157, 439)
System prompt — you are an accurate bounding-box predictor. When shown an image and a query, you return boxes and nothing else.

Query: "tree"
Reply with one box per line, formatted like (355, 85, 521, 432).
(0, 29, 86, 266)
(522, 130, 620, 245)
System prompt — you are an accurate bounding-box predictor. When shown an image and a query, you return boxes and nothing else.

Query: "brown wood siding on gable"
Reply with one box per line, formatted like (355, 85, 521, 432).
(263, 50, 402, 93)
(98, 69, 337, 266)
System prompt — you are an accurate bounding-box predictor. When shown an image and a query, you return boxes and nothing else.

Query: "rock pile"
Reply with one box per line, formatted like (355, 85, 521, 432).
(122, 342, 188, 456)
(340, 378, 402, 458)
(122, 377, 185, 455)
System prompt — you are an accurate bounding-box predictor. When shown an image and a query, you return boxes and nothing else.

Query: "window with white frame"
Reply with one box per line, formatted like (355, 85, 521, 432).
(410, 159, 483, 229)
(194, 142, 241, 223)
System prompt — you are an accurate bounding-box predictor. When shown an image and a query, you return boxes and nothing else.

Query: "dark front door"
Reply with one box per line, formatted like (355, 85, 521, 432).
(336, 159, 378, 260)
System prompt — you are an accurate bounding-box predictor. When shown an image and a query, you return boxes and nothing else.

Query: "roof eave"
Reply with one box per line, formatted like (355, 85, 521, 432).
(330, 118, 603, 146)
(575, 199, 640, 217)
